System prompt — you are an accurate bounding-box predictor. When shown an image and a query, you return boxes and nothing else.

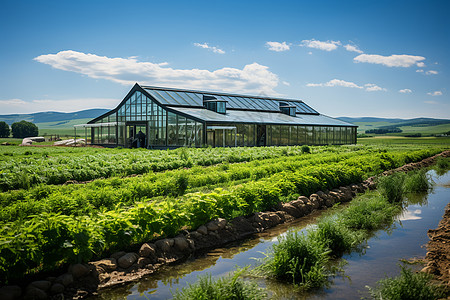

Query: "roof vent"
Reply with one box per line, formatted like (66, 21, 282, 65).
(203, 95, 227, 114)
(279, 102, 296, 117)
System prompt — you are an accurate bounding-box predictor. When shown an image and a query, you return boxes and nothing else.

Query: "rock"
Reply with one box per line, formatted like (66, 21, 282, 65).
(137, 257, 152, 268)
(230, 216, 255, 237)
(118, 253, 138, 269)
(139, 243, 156, 257)
(155, 239, 172, 253)
(297, 196, 309, 203)
(308, 197, 321, 210)
(197, 225, 208, 235)
(206, 221, 219, 231)
(24, 286, 48, 300)
(111, 251, 126, 260)
(55, 273, 73, 287)
(0, 285, 22, 300)
(49, 283, 64, 295)
(187, 231, 202, 240)
(168, 239, 175, 247)
(91, 258, 117, 273)
(30, 280, 52, 292)
(174, 237, 190, 252)
(280, 203, 303, 218)
(217, 218, 227, 229)
(69, 263, 90, 279)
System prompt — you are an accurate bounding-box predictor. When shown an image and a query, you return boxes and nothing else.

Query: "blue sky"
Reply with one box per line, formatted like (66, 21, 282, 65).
(0, 0, 449, 118)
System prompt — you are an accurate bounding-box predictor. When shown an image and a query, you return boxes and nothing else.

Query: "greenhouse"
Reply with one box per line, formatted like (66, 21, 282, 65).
(79, 83, 357, 148)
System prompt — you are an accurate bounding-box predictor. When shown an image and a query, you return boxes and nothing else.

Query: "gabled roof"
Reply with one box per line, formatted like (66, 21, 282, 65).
(141, 85, 319, 115)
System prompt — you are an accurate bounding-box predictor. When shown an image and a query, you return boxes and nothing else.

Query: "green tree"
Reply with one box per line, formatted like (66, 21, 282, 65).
(0, 121, 10, 138)
(11, 120, 39, 138)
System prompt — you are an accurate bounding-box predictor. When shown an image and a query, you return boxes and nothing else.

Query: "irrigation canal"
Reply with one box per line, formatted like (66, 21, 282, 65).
(93, 169, 450, 299)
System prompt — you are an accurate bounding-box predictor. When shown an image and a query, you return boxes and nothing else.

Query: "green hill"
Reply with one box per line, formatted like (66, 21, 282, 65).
(337, 117, 450, 136)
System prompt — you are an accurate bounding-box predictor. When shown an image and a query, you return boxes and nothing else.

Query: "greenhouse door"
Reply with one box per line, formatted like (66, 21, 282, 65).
(126, 122, 147, 148)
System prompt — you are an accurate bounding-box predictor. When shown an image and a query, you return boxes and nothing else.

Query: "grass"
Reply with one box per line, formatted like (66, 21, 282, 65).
(378, 173, 406, 203)
(367, 265, 448, 300)
(358, 136, 450, 146)
(171, 269, 267, 300)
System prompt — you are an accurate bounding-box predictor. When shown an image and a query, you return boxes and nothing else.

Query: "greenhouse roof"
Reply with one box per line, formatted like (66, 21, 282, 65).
(141, 85, 319, 114)
(169, 106, 355, 127)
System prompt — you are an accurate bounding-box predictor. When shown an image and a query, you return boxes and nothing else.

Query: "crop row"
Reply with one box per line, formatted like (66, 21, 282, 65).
(0, 145, 334, 191)
(0, 148, 441, 283)
(0, 149, 368, 223)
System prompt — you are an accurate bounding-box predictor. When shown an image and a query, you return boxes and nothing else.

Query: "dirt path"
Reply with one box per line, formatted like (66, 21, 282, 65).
(425, 202, 450, 286)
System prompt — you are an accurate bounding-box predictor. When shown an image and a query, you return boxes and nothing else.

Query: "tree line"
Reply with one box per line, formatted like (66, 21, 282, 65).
(0, 120, 38, 138)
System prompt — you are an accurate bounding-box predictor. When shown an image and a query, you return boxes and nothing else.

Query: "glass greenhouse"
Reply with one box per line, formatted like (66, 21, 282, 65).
(79, 83, 357, 148)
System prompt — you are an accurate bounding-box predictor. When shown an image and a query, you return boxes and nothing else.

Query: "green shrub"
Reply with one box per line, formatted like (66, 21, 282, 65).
(403, 170, 431, 193)
(378, 173, 405, 203)
(310, 218, 363, 256)
(257, 231, 330, 289)
(172, 269, 267, 300)
(341, 192, 400, 231)
(368, 265, 447, 300)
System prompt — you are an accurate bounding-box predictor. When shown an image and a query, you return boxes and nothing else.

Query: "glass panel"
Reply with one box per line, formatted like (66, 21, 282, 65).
(177, 115, 186, 146)
(167, 112, 177, 146)
(146, 90, 168, 104)
(281, 126, 289, 145)
(195, 122, 203, 147)
(184, 92, 203, 106)
(186, 118, 196, 147)
(172, 91, 194, 106)
(272, 125, 280, 145)
(217, 101, 226, 114)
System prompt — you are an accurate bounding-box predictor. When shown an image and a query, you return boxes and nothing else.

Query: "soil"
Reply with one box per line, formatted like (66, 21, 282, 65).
(425, 202, 450, 286)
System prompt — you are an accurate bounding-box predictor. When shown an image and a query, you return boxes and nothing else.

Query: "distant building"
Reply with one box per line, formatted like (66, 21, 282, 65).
(78, 83, 357, 148)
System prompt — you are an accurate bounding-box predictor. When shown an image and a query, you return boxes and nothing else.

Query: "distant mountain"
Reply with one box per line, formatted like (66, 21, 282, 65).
(0, 109, 109, 125)
(338, 117, 450, 126)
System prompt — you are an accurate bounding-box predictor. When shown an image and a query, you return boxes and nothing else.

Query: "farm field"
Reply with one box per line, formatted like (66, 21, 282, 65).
(0, 142, 448, 285)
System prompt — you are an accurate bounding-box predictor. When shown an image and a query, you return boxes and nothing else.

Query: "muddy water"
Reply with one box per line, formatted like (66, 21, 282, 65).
(95, 170, 450, 299)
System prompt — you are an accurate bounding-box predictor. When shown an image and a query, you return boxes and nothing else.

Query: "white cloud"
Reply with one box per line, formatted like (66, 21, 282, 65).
(416, 69, 424, 73)
(416, 62, 426, 67)
(399, 89, 412, 93)
(426, 70, 438, 75)
(193, 43, 225, 54)
(300, 39, 341, 51)
(344, 44, 363, 54)
(307, 79, 362, 89)
(34, 50, 280, 95)
(307, 79, 385, 92)
(364, 83, 387, 92)
(266, 41, 290, 52)
(308, 51, 313, 55)
(353, 54, 426, 67)
(427, 91, 443, 96)
(282, 81, 290, 86)
(0, 97, 118, 114)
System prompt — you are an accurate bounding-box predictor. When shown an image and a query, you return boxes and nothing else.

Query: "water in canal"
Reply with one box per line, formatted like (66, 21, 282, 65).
(94, 170, 450, 299)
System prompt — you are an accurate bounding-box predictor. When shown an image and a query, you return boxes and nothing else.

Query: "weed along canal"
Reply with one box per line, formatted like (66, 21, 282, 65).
(92, 169, 450, 300)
